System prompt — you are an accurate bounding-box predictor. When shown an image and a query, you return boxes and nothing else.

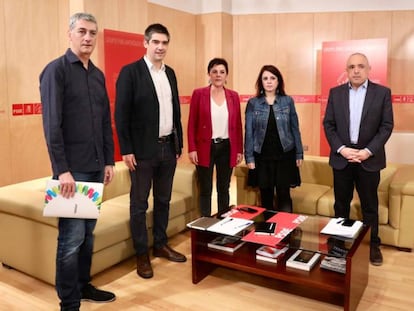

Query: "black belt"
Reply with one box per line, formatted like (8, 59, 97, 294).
(212, 138, 229, 144)
(158, 134, 173, 143)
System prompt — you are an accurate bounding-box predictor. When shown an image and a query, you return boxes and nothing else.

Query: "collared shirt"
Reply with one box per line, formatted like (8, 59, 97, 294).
(40, 49, 114, 176)
(349, 80, 368, 144)
(144, 56, 173, 137)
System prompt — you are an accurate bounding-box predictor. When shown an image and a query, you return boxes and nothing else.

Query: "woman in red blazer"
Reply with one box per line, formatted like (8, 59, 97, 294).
(188, 58, 243, 216)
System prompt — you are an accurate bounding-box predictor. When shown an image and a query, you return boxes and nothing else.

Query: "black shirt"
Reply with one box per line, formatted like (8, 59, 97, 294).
(260, 107, 284, 159)
(40, 49, 114, 176)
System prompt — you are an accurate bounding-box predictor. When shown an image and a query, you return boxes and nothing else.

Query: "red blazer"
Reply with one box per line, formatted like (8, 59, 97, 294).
(187, 86, 243, 168)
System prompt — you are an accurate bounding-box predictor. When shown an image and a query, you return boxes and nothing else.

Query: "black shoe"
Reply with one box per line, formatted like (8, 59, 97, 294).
(370, 246, 383, 266)
(81, 283, 116, 303)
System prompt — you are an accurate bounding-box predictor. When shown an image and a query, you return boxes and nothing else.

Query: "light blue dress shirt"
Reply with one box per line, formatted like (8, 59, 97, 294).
(349, 80, 368, 144)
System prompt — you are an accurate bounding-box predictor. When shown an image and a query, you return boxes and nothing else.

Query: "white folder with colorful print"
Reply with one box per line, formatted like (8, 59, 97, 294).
(43, 179, 104, 219)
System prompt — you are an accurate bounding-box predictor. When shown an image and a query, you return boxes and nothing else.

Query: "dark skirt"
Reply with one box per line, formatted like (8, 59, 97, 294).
(254, 152, 301, 189)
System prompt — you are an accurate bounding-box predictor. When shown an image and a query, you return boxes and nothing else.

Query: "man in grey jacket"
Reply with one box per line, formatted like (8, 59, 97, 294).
(323, 53, 393, 266)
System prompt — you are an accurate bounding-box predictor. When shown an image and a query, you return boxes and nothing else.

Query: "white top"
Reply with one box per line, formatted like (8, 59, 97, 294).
(210, 97, 229, 139)
(144, 56, 173, 137)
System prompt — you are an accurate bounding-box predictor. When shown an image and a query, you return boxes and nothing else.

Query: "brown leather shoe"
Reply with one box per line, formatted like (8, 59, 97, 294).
(153, 245, 187, 262)
(370, 246, 383, 266)
(136, 254, 153, 278)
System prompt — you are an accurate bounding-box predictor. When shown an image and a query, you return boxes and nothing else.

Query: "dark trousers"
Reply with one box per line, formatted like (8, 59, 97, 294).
(196, 140, 233, 216)
(129, 140, 177, 255)
(55, 170, 103, 311)
(333, 163, 381, 247)
(260, 186, 292, 212)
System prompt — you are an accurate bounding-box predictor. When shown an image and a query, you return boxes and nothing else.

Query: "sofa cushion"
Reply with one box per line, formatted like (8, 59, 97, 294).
(93, 200, 130, 252)
(94, 190, 194, 251)
(299, 155, 333, 187)
(317, 189, 389, 224)
(291, 183, 331, 215)
(317, 189, 361, 219)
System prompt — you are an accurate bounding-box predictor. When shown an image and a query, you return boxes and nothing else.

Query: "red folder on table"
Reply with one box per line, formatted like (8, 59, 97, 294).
(222, 205, 266, 220)
(242, 212, 307, 246)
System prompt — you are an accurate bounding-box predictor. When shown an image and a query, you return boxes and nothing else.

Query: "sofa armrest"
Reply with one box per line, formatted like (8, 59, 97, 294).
(389, 165, 414, 249)
(102, 161, 131, 201)
(173, 162, 199, 218)
(390, 165, 414, 196)
(173, 163, 196, 195)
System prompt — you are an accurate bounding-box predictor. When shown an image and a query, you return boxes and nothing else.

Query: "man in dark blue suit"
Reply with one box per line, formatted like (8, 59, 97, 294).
(323, 53, 393, 266)
(115, 23, 186, 279)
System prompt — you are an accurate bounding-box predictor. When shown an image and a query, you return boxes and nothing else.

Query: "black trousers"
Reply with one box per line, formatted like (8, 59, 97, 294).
(196, 140, 233, 216)
(260, 186, 292, 212)
(129, 140, 177, 255)
(333, 163, 381, 247)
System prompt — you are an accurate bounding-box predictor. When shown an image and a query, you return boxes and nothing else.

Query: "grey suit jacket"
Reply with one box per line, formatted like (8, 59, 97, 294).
(323, 80, 393, 172)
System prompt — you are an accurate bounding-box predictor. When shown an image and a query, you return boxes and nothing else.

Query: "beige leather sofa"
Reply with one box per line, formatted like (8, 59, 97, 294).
(235, 155, 414, 251)
(0, 161, 199, 285)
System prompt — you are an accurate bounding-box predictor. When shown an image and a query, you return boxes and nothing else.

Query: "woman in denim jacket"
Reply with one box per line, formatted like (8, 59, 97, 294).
(244, 65, 303, 212)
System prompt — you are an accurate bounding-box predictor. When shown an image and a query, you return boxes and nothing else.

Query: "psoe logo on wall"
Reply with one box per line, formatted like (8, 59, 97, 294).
(12, 103, 42, 116)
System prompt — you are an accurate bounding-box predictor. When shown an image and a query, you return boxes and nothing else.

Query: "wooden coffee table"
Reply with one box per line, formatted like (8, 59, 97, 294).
(190, 215, 370, 311)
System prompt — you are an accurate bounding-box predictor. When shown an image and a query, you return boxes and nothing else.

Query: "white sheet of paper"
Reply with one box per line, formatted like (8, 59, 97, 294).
(207, 217, 254, 236)
(320, 217, 363, 239)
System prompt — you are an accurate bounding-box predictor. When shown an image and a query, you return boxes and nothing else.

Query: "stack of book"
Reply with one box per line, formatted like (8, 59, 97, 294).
(286, 249, 321, 271)
(186, 217, 220, 230)
(255, 245, 289, 264)
(207, 235, 246, 253)
(320, 237, 348, 274)
(320, 256, 346, 274)
(187, 216, 253, 235)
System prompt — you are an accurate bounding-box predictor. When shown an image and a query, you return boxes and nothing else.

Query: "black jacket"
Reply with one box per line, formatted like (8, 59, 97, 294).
(115, 58, 183, 159)
(323, 80, 393, 172)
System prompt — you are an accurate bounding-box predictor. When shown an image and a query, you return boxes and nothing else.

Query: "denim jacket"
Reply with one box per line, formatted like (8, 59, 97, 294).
(244, 95, 303, 164)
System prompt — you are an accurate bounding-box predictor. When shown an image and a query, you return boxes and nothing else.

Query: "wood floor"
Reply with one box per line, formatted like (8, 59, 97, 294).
(1, 230, 413, 311)
(2, 178, 414, 310)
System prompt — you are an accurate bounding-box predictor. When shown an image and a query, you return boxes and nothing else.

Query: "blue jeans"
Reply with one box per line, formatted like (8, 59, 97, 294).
(55, 171, 103, 311)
